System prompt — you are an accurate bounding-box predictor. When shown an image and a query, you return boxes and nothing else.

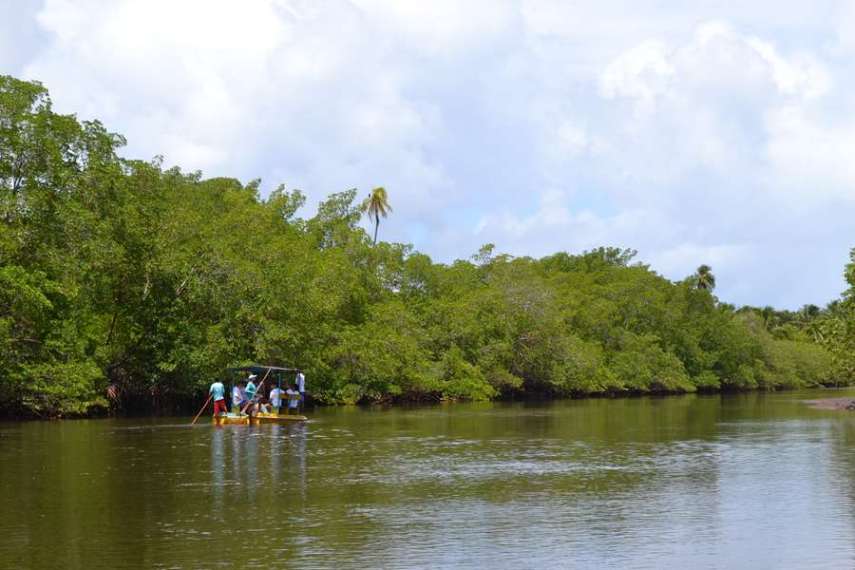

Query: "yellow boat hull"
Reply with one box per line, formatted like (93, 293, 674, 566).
(250, 412, 308, 424)
(212, 413, 250, 426)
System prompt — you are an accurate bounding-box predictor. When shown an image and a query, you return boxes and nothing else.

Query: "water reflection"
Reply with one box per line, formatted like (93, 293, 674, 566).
(289, 424, 308, 505)
(269, 424, 282, 486)
(825, 419, 855, 567)
(6, 393, 855, 568)
(245, 427, 258, 500)
(210, 422, 310, 519)
(211, 427, 225, 510)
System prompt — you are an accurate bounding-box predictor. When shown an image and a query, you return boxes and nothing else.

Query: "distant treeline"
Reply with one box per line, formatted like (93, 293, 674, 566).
(2, 75, 854, 417)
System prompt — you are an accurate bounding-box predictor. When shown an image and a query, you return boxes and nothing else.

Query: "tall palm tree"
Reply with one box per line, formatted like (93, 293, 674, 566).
(694, 264, 716, 291)
(361, 187, 392, 245)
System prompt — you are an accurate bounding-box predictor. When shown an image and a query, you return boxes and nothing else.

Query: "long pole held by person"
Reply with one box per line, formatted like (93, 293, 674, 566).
(191, 393, 213, 426)
(240, 367, 273, 415)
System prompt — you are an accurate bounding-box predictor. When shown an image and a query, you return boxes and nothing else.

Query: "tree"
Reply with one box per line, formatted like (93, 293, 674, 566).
(693, 264, 716, 291)
(0, 75, 845, 415)
(360, 186, 392, 245)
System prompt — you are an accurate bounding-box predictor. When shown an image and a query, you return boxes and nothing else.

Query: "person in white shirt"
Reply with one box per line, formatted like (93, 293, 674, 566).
(231, 381, 247, 413)
(269, 386, 282, 414)
(285, 385, 301, 415)
(295, 371, 306, 410)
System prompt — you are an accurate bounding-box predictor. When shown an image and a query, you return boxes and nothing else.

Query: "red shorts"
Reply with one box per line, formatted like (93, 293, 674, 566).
(213, 399, 227, 415)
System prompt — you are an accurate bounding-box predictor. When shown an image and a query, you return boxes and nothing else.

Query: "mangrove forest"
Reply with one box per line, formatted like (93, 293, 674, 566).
(2, 74, 855, 417)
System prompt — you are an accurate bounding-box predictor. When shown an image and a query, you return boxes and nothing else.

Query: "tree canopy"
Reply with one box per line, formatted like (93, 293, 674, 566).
(0, 75, 847, 417)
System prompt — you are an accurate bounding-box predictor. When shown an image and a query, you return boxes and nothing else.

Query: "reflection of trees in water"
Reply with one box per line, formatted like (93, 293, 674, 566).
(28, 399, 844, 568)
(542, 396, 724, 554)
(5, 421, 127, 567)
(285, 399, 727, 567)
(827, 421, 855, 540)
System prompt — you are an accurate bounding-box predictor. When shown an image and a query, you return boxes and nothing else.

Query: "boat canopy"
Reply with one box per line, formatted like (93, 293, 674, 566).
(227, 364, 300, 375)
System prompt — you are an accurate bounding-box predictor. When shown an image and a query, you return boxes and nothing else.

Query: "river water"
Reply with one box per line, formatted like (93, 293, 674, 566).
(3, 390, 855, 569)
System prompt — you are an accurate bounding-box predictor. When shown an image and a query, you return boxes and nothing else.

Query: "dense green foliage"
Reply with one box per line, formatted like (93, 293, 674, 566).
(0, 76, 844, 416)
(801, 250, 855, 384)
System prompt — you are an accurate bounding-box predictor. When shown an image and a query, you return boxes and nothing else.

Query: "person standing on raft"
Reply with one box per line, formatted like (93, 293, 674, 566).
(295, 371, 306, 410)
(285, 384, 301, 415)
(245, 374, 259, 415)
(269, 384, 282, 414)
(209, 379, 227, 416)
(245, 374, 257, 399)
(232, 380, 247, 413)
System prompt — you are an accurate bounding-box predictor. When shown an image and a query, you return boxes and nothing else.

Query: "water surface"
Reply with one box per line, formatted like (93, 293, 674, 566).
(3, 390, 855, 569)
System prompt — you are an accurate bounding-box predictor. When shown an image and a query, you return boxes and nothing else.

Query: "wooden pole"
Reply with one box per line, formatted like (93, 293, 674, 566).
(191, 393, 213, 426)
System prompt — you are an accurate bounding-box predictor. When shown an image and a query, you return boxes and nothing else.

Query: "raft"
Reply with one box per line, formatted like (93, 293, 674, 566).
(213, 413, 250, 426)
(250, 411, 308, 424)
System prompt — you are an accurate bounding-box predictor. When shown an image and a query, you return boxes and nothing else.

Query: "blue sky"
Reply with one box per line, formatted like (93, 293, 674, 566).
(2, 0, 854, 309)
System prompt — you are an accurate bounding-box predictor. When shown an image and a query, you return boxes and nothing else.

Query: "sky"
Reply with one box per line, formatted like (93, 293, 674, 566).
(2, 0, 855, 309)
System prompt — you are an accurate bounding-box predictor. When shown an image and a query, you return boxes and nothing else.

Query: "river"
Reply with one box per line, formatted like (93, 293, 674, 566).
(3, 390, 855, 569)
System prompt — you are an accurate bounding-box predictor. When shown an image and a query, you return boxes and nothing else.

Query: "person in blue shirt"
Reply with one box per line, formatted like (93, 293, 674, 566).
(244, 374, 259, 415)
(209, 380, 226, 416)
(245, 374, 258, 400)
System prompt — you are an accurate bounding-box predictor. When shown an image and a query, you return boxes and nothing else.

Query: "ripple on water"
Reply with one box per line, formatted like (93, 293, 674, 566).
(4, 396, 855, 569)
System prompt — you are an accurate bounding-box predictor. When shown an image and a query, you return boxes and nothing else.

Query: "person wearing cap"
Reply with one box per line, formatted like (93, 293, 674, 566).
(245, 374, 258, 401)
(244, 374, 258, 414)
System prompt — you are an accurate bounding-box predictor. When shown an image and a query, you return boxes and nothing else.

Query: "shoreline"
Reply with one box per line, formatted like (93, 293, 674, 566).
(4, 385, 855, 421)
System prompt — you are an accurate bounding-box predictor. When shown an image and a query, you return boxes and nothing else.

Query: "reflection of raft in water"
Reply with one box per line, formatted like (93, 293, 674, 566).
(251, 411, 308, 424)
(213, 413, 250, 426)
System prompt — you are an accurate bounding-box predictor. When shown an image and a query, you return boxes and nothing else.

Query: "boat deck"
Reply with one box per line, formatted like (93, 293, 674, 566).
(251, 412, 308, 423)
(212, 413, 250, 426)
(212, 412, 307, 425)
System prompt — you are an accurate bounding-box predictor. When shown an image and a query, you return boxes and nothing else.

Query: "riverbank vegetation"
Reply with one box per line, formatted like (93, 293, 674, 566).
(0, 76, 850, 416)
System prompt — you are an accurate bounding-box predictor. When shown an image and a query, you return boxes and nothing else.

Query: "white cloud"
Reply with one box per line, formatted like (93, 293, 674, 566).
(349, 0, 517, 57)
(765, 106, 855, 201)
(4, 0, 855, 308)
(465, 17, 853, 307)
(600, 40, 674, 104)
